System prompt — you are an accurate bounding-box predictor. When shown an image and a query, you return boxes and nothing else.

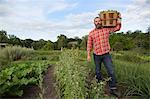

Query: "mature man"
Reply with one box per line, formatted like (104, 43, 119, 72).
(87, 16, 121, 97)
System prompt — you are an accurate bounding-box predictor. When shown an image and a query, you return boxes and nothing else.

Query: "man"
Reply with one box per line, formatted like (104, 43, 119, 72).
(87, 16, 121, 97)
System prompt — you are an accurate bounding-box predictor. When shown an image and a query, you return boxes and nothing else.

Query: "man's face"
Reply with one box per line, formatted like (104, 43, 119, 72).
(94, 18, 102, 29)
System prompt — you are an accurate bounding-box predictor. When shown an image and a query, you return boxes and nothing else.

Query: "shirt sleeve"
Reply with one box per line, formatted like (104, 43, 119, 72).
(87, 33, 93, 55)
(108, 23, 121, 33)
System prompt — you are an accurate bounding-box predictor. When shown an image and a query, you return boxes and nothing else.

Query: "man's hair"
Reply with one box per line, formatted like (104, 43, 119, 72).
(94, 17, 101, 21)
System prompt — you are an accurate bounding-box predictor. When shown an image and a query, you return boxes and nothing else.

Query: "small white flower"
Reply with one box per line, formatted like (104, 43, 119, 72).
(100, 81, 104, 85)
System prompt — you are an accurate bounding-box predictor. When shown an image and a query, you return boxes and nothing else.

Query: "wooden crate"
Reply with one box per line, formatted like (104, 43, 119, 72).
(99, 10, 120, 27)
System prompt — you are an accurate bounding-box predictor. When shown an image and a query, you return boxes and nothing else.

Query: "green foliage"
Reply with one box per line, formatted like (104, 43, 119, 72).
(31, 39, 47, 50)
(8, 35, 22, 46)
(1, 29, 150, 51)
(109, 31, 150, 51)
(110, 33, 134, 51)
(86, 50, 150, 97)
(132, 33, 150, 49)
(0, 46, 33, 69)
(55, 49, 90, 98)
(113, 42, 123, 51)
(55, 49, 110, 98)
(112, 51, 149, 63)
(0, 30, 8, 43)
(0, 61, 49, 97)
(57, 34, 68, 49)
(43, 40, 54, 50)
(114, 60, 150, 96)
(89, 77, 110, 99)
(28, 50, 61, 62)
(23, 39, 34, 48)
(38, 63, 45, 99)
(80, 35, 88, 50)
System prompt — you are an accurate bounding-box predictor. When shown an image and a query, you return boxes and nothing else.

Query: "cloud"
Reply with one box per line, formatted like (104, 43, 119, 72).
(45, 11, 99, 40)
(0, 0, 149, 42)
(0, 0, 96, 41)
(46, 1, 78, 14)
(121, 0, 150, 32)
(0, 0, 78, 41)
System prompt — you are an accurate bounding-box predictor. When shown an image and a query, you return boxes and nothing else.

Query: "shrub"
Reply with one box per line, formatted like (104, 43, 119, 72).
(0, 46, 33, 69)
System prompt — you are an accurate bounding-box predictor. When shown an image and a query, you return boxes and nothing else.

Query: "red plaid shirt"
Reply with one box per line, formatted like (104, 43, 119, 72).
(87, 24, 121, 55)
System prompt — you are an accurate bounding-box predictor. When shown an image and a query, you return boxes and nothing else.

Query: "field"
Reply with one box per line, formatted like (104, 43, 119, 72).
(0, 46, 150, 99)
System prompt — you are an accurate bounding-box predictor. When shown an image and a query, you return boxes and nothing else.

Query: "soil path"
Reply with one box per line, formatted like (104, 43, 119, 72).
(22, 65, 57, 99)
(43, 65, 57, 99)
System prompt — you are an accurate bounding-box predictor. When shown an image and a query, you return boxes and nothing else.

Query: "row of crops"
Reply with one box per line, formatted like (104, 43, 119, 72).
(0, 61, 49, 97)
(55, 49, 150, 98)
(55, 49, 115, 99)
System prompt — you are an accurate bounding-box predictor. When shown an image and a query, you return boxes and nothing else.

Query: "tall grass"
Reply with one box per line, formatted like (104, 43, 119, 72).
(112, 51, 150, 63)
(114, 60, 150, 96)
(0, 46, 33, 69)
(28, 50, 60, 61)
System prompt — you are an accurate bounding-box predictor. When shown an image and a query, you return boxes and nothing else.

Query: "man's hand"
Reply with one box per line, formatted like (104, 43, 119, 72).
(87, 55, 91, 62)
(118, 13, 121, 19)
(117, 13, 122, 24)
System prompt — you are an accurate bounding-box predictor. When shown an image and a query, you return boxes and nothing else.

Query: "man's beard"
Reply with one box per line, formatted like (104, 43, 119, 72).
(95, 24, 102, 29)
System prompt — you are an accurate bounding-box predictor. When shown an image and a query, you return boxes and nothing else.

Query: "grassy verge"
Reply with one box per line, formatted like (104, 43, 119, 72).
(0, 46, 33, 70)
(114, 59, 150, 96)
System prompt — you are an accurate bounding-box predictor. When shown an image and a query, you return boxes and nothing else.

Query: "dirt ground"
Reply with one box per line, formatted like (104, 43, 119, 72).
(42, 65, 57, 99)
(22, 65, 57, 99)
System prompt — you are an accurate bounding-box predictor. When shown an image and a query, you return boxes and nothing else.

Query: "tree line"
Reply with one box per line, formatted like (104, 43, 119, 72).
(0, 27, 150, 52)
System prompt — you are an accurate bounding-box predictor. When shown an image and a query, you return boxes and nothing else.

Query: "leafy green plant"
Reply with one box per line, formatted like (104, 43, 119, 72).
(89, 77, 110, 99)
(55, 49, 90, 99)
(38, 64, 44, 99)
(55, 49, 113, 99)
(0, 61, 49, 97)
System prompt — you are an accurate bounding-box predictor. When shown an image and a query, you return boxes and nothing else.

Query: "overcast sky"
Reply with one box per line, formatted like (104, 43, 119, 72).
(0, 0, 150, 41)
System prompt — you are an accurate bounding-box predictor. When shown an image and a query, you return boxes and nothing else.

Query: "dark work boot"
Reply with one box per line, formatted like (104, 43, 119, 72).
(110, 89, 120, 98)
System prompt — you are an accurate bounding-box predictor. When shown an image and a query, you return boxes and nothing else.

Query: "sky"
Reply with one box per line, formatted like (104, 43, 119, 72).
(0, 0, 150, 42)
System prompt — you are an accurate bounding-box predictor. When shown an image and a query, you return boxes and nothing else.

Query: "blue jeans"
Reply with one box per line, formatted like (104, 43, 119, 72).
(93, 53, 117, 89)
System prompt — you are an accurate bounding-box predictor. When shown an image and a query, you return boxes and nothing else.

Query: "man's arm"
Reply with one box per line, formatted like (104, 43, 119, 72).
(109, 21, 121, 33)
(109, 16, 122, 33)
(87, 33, 93, 62)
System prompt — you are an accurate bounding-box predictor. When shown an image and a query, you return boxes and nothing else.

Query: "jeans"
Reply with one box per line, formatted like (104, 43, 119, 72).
(93, 53, 117, 89)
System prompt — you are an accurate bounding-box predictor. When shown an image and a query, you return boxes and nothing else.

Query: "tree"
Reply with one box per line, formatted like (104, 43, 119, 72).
(113, 42, 123, 52)
(126, 30, 132, 35)
(74, 36, 82, 48)
(32, 39, 46, 50)
(43, 40, 54, 50)
(67, 36, 82, 49)
(23, 39, 34, 48)
(134, 30, 142, 34)
(57, 34, 68, 49)
(8, 35, 22, 46)
(31, 41, 39, 50)
(0, 30, 8, 43)
(80, 35, 88, 50)
(147, 26, 150, 33)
